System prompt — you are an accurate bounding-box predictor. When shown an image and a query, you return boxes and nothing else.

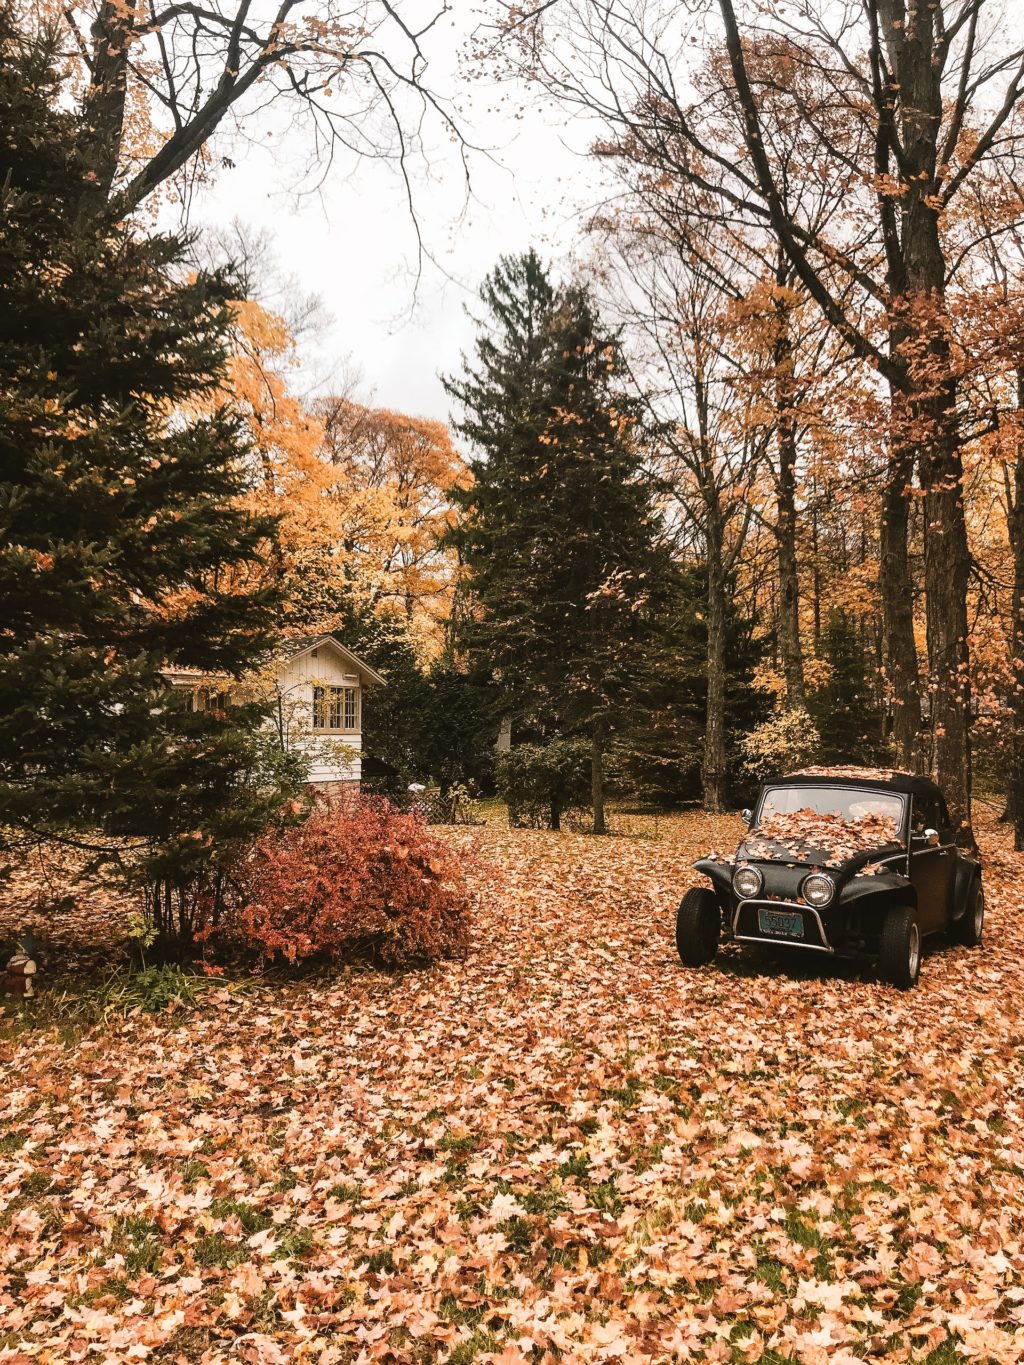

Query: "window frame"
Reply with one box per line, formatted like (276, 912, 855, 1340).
(312, 684, 360, 735)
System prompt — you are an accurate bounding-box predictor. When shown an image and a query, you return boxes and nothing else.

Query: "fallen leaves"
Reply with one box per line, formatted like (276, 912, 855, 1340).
(794, 767, 908, 783)
(744, 807, 902, 866)
(1, 809, 1023, 1363)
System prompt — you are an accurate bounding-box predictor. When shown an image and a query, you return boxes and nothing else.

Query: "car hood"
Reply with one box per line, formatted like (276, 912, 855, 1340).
(736, 835, 895, 869)
(735, 837, 905, 876)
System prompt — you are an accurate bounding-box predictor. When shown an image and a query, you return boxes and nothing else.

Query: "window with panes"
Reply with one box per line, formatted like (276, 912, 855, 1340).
(312, 685, 359, 733)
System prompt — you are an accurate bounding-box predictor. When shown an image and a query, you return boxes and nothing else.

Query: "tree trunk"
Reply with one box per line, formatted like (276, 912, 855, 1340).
(880, 0, 973, 841)
(810, 492, 822, 651)
(695, 369, 729, 814)
(920, 421, 973, 844)
(879, 428, 921, 770)
(1005, 370, 1024, 850)
(773, 270, 805, 707)
(78, 0, 138, 206)
(591, 726, 606, 835)
(894, 296, 972, 839)
(703, 525, 729, 814)
(776, 490, 804, 708)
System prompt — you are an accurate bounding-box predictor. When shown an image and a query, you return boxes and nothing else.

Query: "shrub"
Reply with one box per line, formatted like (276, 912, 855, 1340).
(497, 739, 592, 829)
(224, 798, 471, 967)
(739, 705, 821, 780)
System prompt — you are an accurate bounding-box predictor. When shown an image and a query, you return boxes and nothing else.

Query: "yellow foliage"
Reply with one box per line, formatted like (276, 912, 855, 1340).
(317, 397, 470, 654)
(185, 298, 468, 654)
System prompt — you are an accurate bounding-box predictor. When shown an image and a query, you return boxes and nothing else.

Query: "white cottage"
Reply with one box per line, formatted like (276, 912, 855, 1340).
(273, 635, 384, 796)
(165, 633, 384, 798)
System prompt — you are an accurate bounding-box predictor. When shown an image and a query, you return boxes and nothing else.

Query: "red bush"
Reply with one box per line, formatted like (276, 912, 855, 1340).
(225, 798, 471, 967)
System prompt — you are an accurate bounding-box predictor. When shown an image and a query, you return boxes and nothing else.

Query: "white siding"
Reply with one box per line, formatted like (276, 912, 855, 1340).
(275, 643, 367, 786)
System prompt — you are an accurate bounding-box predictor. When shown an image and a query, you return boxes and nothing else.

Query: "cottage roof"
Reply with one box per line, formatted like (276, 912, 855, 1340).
(277, 634, 385, 686)
(163, 634, 385, 688)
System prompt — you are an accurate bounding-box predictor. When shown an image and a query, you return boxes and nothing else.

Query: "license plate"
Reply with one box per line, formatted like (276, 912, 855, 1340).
(757, 907, 805, 939)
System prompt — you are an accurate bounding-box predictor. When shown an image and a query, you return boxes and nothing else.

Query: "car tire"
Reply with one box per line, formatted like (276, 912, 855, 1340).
(879, 906, 922, 989)
(953, 878, 984, 947)
(675, 887, 721, 967)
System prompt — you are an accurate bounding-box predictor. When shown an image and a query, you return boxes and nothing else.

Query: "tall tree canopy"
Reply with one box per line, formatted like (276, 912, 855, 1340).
(446, 251, 681, 832)
(495, 0, 1024, 842)
(0, 9, 298, 921)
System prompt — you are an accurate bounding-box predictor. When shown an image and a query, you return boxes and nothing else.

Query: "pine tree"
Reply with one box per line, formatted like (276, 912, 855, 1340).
(445, 252, 679, 832)
(0, 11, 301, 943)
(615, 565, 766, 805)
(810, 611, 884, 765)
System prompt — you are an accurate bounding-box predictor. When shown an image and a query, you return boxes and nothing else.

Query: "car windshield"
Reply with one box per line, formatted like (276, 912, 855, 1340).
(749, 786, 906, 864)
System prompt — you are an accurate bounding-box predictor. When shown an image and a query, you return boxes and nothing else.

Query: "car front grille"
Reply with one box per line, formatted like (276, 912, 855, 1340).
(732, 899, 833, 953)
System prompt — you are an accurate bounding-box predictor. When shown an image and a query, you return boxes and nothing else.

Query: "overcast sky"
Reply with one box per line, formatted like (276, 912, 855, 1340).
(182, 5, 606, 425)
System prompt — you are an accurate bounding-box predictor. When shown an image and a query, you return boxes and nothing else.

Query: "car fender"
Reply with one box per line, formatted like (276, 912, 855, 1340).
(951, 854, 981, 923)
(693, 858, 733, 910)
(840, 870, 916, 915)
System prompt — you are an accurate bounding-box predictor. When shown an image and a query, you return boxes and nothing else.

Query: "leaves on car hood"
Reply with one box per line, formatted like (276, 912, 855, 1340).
(742, 807, 902, 868)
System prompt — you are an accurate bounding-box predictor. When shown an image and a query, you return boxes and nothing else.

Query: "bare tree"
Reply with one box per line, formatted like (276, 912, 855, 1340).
(51, 0, 463, 224)
(496, 0, 1024, 839)
(591, 221, 762, 810)
(584, 42, 863, 715)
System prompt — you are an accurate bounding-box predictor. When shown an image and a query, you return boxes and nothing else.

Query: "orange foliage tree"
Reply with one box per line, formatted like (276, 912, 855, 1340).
(316, 397, 470, 653)
(186, 298, 467, 654)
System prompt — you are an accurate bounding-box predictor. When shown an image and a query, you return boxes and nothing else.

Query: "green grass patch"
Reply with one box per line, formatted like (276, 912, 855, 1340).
(327, 1181, 361, 1202)
(558, 1150, 590, 1180)
(438, 1131, 477, 1154)
(360, 1248, 396, 1275)
(208, 1198, 272, 1236)
(755, 1256, 786, 1292)
(108, 1216, 162, 1275)
(193, 1232, 247, 1270)
(783, 1211, 823, 1250)
(589, 1179, 625, 1217)
(439, 1294, 486, 1329)
(499, 1215, 534, 1254)
(893, 1282, 923, 1317)
(448, 1329, 502, 1365)
(923, 1338, 961, 1365)
(272, 1227, 314, 1261)
(608, 1074, 643, 1109)
(67, 1275, 132, 1309)
(181, 1159, 210, 1189)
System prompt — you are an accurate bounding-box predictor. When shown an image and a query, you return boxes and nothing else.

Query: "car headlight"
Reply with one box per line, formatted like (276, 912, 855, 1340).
(732, 865, 763, 900)
(802, 873, 835, 907)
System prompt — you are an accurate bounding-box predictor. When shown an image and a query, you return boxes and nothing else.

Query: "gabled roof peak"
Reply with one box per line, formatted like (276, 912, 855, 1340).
(278, 634, 385, 685)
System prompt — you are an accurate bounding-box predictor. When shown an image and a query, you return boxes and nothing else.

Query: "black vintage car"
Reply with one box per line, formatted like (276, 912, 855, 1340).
(676, 768, 984, 988)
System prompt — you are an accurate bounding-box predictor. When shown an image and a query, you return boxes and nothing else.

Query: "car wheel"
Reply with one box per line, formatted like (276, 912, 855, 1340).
(879, 906, 921, 989)
(675, 887, 721, 967)
(953, 878, 984, 947)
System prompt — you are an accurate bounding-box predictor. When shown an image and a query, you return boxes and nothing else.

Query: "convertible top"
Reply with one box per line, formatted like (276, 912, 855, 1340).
(772, 767, 944, 799)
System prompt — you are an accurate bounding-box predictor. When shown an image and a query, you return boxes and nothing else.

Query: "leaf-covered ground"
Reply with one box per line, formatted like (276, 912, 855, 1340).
(2, 811, 1023, 1365)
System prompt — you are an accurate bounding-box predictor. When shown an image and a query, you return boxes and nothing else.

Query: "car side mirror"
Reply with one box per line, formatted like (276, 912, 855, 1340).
(741, 808, 753, 827)
(924, 828, 939, 847)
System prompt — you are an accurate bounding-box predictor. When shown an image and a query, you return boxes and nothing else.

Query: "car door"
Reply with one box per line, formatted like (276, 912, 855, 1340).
(908, 793, 956, 933)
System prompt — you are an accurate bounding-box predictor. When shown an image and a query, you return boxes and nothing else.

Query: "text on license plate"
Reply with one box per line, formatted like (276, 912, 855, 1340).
(757, 908, 805, 939)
